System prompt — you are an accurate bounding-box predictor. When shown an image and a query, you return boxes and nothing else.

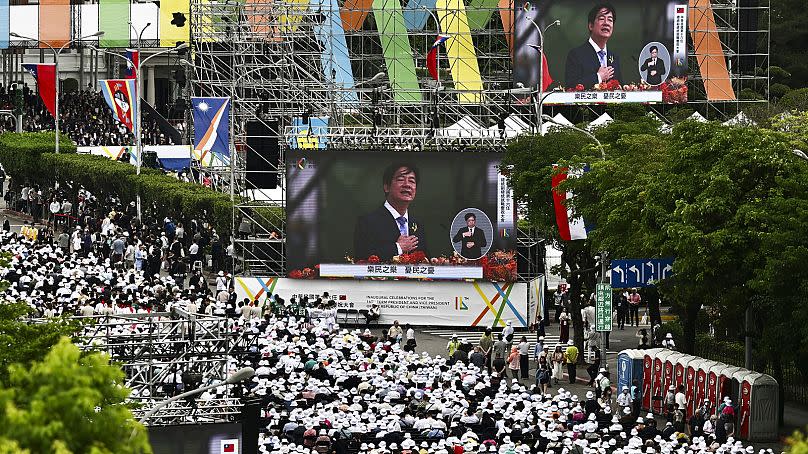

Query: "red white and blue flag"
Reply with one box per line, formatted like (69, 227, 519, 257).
(192, 97, 230, 166)
(123, 49, 139, 79)
(98, 79, 138, 133)
(551, 165, 589, 241)
(22, 63, 56, 119)
(427, 34, 451, 81)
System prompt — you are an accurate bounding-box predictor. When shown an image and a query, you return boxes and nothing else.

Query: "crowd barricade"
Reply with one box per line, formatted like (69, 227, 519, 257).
(628, 348, 779, 441)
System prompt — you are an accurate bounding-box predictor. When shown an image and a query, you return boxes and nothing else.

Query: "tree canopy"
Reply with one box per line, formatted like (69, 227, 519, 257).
(0, 337, 152, 454)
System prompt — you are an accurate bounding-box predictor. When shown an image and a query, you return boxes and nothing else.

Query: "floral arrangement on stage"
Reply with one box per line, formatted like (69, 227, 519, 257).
(565, 76, 688, 104)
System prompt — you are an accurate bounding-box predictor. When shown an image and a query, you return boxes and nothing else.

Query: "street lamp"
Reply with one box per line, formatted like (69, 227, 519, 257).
(10, 30, 105, 153)
(542, 114, 609, 363)
(130, 366, 255, 439)
(793, 149, 808, 161)
(525, 17, 559, 135)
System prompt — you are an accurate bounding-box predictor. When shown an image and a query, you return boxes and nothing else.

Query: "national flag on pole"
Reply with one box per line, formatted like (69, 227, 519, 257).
(427, 34, 450, 81)
(551, 165, 588, 241)
(192, 97, 230, 167)
(98, 79, 138, 133)
(22, 63, 56, 119)
(526, 45, 553, 91)
(123, 49, 139, 79)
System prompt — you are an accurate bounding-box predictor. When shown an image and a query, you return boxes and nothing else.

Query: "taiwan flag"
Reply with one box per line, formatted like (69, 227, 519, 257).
(98, 79, 138, 133)
(22, 63, 56, 119)
(427, 34, 450, 81)
(123, 49, 139, 79)
(526, 45, 554, 91)
(551, 165, 589, 241)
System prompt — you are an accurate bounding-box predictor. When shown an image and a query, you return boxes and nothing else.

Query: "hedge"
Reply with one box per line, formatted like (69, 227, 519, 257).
(0, 132, 283, 235)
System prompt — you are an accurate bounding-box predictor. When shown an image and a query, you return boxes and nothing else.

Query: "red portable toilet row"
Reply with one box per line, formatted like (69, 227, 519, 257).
(633, 348, 778, 441)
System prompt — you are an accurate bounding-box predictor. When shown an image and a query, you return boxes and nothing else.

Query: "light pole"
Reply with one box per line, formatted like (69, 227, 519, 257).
(793, 149, 808, 161)
(525, 17, 559, 135)
(10, 31, 105, 153)
(542, 114, 609, 363)
(91, 42, 188, 220)
(130, 366, 255, 439)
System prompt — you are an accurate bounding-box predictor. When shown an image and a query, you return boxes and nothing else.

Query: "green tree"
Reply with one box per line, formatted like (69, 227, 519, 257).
(0, 337, 152, 454)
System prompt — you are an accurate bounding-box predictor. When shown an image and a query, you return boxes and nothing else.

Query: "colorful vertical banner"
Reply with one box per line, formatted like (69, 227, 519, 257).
(311, 0, 358, 105)
(159, 0, 190, 47)
(287, 116, 329, 149)
(38, 0, 70, 48)
(99, 0, 130, 47)
(192, 97, 230, 167)
(437, 0, 483, 104)
(22, 64, 56, 119)
(123, 49, 139, 79)
(373, 0, 422, 104)
(99, 79, 138, 133)
(0, 0, 9, 50)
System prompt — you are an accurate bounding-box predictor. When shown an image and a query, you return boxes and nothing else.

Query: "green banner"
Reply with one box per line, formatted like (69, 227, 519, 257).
(595, 283, 612, 332)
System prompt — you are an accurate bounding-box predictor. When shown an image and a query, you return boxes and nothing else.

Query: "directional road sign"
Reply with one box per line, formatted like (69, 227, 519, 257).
(595, 283, 612, 332)
(610, 258, 674, 288)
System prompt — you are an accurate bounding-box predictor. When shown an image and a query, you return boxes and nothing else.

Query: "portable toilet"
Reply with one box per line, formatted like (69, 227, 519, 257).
(689, 358, 716, 417)
(617, 349, 645, 396)
(705, 362, 728, 416)
(642, 351, 655, 411)
(716, 365, 744, 404)
(654, 350, 680, 413)
(678, 356, 702, 417)
(733, 371, 779, 441)
(672, 353, 691, 390)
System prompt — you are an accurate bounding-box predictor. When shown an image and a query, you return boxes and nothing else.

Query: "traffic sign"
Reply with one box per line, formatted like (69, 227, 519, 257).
(595, 283, 612, 332)
(610, 258, 674, 288)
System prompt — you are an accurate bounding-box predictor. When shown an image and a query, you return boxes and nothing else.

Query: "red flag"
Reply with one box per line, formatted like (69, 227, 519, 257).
(223, 443, 235, 453)
(541, 52, 553, 91)
(527, 45, 553, 91)
(22, 64, 56, 119)
(427, 34, 450, 81)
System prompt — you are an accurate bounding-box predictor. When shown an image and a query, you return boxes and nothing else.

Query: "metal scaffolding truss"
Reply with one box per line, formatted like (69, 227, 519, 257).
(70, 309, 243, 425)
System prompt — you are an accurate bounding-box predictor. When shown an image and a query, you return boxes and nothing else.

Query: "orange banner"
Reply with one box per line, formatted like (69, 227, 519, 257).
(689, 0, 736, 101)
(39, 0, 70, 48)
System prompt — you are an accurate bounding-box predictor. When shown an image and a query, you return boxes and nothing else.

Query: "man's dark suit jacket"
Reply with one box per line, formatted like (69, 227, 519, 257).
(353, 206, 428, 261)
(564, 42, 622, 89)
(452, 226, 487, 259)
(640, 57, 666, 85)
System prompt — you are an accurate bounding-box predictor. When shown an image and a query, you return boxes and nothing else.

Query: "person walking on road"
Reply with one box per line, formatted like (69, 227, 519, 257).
(551, 345, 565, 385)
(518, 335, 530, 379)
(628, 288, 642, 326)
(479, 328, 494, 374)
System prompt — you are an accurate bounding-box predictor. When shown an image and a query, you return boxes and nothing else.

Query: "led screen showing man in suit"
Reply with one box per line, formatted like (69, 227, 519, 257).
(353, 163, 429, 261)
(452, 212, 488, 259)
(564, 3, 622, 89)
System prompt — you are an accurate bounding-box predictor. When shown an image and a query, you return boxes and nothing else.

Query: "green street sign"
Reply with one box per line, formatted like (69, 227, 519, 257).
(595, 283, 613, 332)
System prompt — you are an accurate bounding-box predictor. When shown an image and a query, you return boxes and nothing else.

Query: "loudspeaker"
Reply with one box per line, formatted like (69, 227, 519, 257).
(240, 397, 262, 454)
(737, 0, 760, 73)
(245, 120, 279, 189)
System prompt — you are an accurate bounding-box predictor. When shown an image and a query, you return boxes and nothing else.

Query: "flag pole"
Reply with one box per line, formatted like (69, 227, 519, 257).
(526, 17, 560, 136)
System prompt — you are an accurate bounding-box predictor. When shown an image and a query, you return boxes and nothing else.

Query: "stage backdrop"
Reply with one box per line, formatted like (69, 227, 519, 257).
(234, 277, 529, 328)
(286, 151, 516, 281)
(514, 0, 688, 104)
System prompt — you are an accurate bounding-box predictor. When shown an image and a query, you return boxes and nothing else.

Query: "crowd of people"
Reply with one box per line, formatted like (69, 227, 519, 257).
(0, 83, 181, 146)
(0, 182, 769, 454)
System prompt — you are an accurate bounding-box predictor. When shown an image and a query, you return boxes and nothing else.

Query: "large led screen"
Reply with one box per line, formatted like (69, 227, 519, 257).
(286, 151, 517, 282)
(514, 0, 688, 104)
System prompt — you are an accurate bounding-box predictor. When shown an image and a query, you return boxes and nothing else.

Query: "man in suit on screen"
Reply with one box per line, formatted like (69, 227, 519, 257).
(564, 3, 622, 89)
(452, 212, 487, 259)
(640, 45, 666, 85)
(353, 163, 428, 261)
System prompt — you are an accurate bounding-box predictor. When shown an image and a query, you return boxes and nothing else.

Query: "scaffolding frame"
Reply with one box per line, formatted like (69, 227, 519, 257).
(69, 310, 245, 425)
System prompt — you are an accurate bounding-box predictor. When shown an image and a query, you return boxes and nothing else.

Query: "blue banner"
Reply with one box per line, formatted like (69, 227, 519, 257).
(191, 97, 230, 167)
(610, 258, 674, 288)
(287, 116, 329, 149)
(0, 0, 8, 50)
